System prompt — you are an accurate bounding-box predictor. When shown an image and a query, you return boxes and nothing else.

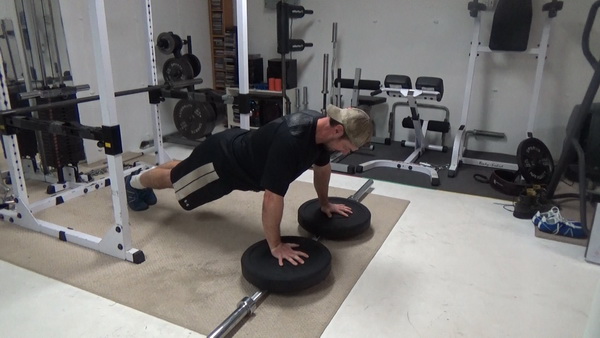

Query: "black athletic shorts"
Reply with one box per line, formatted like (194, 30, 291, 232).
(170, 135, 235, 211)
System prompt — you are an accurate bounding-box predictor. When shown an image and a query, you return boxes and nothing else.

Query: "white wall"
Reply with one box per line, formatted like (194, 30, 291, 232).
(247, 0, 600, 158)
(60, 0, 211, 164)
(8, 0, 600, 163)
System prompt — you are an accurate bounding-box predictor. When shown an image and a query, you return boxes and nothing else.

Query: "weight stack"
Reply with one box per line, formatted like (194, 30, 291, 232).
(8, 88, 38, 158)
(267, 58, 297, 89)
(36, 94, 85, 173)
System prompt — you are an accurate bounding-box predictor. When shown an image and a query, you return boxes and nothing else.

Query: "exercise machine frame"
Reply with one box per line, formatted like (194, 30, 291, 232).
(541, 0, 600, 263)
(448, 0, 563, 177)
(356, 85, 447, 186)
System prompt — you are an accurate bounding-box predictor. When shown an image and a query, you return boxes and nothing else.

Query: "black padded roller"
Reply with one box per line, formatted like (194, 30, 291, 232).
(401, 117, 450, 133)
(415, 76, 444, 101)
(334, 78, 382, 90)
(384, 75, 412, 97)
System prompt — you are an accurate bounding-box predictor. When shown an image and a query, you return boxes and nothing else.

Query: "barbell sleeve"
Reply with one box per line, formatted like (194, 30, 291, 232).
(207, 290, 267, 338)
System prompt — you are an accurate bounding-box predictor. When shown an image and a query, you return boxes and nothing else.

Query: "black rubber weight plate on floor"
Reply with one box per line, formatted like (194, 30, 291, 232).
(517, 137, 554, 184)
(241, 236, 332, 294)
(297, 197, 371, 240)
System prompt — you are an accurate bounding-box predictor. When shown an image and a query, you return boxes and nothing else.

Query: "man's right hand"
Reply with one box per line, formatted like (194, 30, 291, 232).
(270, 242, 309, 266)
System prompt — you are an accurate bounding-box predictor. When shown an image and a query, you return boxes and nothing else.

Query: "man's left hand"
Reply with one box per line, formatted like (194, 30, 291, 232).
(320, 202, 353, 218)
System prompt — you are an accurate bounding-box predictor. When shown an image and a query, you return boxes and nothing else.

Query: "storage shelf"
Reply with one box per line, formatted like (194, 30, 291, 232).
(208, 0, 235, 90)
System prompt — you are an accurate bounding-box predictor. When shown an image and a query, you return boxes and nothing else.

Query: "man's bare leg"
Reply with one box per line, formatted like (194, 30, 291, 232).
(131, 160, 181, 190)
(140, 160, 180, 189)
(156, 160, 181, 170)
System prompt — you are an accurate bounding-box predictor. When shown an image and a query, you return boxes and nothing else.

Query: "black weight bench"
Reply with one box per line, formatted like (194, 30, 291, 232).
(356, 74, 450, 186)
(331, 68, 389, 145)
(390, 75, 450, 150)
(333, 78, 386, 107)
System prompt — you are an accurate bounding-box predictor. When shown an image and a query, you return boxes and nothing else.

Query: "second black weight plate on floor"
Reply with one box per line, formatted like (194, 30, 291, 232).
(297, 197, 371, 240)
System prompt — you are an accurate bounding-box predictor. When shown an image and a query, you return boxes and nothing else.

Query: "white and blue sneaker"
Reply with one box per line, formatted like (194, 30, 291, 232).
(532, 206, 587, 238)
(532, 206, 560, 226)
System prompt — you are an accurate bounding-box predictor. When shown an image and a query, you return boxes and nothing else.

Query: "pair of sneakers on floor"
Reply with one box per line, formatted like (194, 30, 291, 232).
(125, 170, 157, 211)
(532, 206, 587, 238)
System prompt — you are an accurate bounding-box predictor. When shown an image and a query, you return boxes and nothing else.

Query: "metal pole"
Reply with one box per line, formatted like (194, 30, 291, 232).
(26, 0, 51, 175)
(526, 15, 553, 137)
(47, 0, 64, 84)
(322, 53, 329, 112)
(459, 13, 481, 126)
(236, 0, 250, 129)
(17, 84, 90, 100)
(29, 0, 48, 86)
(39, 1, 57, 82)
(295, 88, 301, 112)
(330, 22, 337, 103)
(207, 290, 267, 338)
(88, 0, 132, 261)
(348, 179, 374, 202)
(0, 78, 203, 116)
(0, 21, 20, 81)
(143, 0, 170, 164)
(302, 86, 308, 110)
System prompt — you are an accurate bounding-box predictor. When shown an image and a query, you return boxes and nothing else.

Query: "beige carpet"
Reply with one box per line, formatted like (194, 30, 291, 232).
(0, 180, 408, 337)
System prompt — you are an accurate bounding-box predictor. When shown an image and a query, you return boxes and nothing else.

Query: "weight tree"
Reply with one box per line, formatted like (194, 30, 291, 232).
(0, 0, 175, 263)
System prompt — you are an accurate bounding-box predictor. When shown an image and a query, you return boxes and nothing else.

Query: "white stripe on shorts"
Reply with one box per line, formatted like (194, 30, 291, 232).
(173, 163, 219, 201)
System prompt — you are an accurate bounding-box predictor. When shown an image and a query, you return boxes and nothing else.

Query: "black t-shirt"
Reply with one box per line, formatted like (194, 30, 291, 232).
(219, 110, 330, 196)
